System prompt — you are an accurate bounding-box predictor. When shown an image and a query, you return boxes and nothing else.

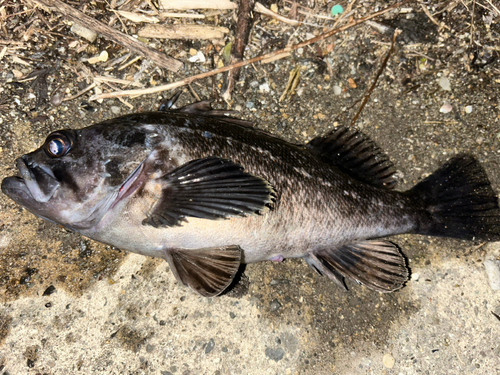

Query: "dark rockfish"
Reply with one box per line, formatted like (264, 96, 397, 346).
(2, 101, 500, 296)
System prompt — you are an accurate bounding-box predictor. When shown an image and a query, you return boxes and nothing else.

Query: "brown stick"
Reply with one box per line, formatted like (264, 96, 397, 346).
(90, 1, 406, 101)
(349, 29, 401, 128)
(30, 0, 183, 72)
(222, 0, 255, 101)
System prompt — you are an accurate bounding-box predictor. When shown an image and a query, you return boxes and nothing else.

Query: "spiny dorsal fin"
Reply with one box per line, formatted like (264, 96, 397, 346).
(306, 240, 409, 292)
(165, 246, 242, 297)
(307, 126, 397, 189)
(159, 92, 254, 127)
(143, 157, 275, 228)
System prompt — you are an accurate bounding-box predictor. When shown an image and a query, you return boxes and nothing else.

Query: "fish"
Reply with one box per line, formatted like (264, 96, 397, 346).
(2, 98, 500, 297)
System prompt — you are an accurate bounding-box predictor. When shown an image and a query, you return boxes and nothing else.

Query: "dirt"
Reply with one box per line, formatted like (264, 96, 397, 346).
(0, 0, 499, 374)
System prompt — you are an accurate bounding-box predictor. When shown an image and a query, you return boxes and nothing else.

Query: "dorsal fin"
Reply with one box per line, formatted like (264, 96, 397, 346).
(307, 126, 397, 189)
(159, 92, 254, 127)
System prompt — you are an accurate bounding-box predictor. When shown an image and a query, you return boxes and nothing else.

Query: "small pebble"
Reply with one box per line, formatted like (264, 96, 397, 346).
(259, 83, 270, 93)
(270, 299, 281, 312)
(383, 353, 395, 369)
(439, 75, 451, 91)
(188, 51, 205, 63)
(465, 105, 473, 113)
(50, 87, 66, 106)
(110, 106, 121, 115)
(333, 85, 342, 95)
(440, 103, 453, 113)
(71, 23, 97, 42)
(484, 259, 500, 290)
(411, 273, 420, 281)
(205, 338, 215, 354)
(43, 285, 56, 296)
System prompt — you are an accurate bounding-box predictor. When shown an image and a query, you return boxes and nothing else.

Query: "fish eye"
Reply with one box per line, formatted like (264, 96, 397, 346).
(44, 131, 73, 158)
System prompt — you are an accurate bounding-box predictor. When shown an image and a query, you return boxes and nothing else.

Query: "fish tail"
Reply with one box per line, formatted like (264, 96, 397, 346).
(409, 154, 500, 241)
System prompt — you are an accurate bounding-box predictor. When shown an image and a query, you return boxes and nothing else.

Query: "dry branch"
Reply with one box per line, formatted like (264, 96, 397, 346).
(29, 0, 183, 72)
(222, 0, 255, 101)
(89, 1, 405, 101)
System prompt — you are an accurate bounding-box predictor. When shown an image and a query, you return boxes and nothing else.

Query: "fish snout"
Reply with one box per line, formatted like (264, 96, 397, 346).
(15, 156, 60, 203)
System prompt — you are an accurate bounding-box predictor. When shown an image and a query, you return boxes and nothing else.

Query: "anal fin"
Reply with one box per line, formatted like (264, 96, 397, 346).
(164, 246, 242, 297)
(306, 240, 409, 292)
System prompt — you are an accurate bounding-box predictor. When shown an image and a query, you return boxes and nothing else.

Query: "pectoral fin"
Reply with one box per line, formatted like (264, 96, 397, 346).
(164, 246, 242, 297)
(143, 157, 275, 228)
(306, 240, 408, 292)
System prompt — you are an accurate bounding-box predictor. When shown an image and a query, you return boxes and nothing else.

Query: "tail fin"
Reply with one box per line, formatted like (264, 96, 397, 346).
(409, 154, 500, 241)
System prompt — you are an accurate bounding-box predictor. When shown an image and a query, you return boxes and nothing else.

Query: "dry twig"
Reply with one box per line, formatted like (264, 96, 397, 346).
(419, 1, 451, 31)
(255, 2, 299, 26)
(158, 0, 236, 10)
(222, 0, 255, 101)
(138, 24, 229, 40)
(349, 29, 401, 128)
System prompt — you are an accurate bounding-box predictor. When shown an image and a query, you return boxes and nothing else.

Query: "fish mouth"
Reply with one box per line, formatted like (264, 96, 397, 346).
(1, 175, 34, 203)
(1, 157, 60, 203)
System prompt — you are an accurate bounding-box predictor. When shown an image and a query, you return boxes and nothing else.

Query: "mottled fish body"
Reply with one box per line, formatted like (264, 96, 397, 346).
(3, 101, 500, 296)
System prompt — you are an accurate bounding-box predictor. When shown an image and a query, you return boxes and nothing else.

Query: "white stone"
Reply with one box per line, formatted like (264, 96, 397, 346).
(71, 22, 97, 43)
(484, 259, 500, 290)
(383, 353, 395, 369)
(188, 51, 205, 63)
(439, 75, 451, 91)
(259, 83, 270, 93)
(440, 103, 453, 113)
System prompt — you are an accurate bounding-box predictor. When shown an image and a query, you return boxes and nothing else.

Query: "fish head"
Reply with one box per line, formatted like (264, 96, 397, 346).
(1, 121, 161, 230)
